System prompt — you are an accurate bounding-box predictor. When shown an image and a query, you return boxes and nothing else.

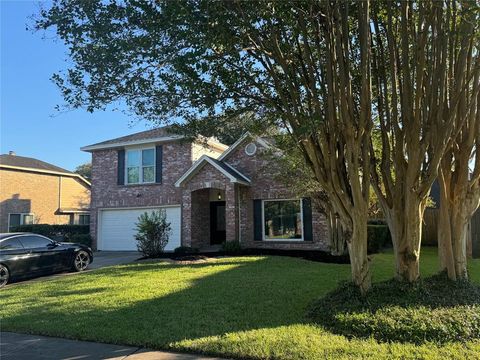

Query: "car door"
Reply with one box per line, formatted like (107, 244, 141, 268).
(17, 235, 59, 273)
(0, 237, 30, 275)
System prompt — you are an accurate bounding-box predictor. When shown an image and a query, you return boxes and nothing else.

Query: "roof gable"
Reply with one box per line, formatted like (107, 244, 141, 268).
(175, 155, 250, 187)
(218, 132, 272, 161)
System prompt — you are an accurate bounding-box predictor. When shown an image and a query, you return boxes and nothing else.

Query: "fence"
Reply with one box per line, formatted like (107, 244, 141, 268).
(422, 208, 480, 259)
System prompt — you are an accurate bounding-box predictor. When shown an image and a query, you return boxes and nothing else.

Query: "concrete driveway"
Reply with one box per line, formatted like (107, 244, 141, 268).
(4, 251, 141, 287)
(90, 251, 141, 270)
(0, 332, 224, 360)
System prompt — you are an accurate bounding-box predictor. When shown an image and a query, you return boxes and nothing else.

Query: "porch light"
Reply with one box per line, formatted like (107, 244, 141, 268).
(218, 192, 222, 200)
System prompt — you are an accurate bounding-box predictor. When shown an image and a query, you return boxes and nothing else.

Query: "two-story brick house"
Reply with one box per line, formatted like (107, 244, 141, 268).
(0, 153, 91, 232)
(82, 128, 329, 251)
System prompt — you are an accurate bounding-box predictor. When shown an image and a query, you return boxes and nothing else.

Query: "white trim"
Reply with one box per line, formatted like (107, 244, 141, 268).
(261, 199, 304, 242)
(81, 136, 183, 152)
(8, 213, 35, 232)
(81, 135, 228, 152)
(218, 133, 251, 161)
(245, 142, 257, 156)
(175, 155, 250, 187)
(96, 205, 181, 251)
(125, 147, 156, 185)
(0, 164, 91, 186)
(218, 132, 273, 161)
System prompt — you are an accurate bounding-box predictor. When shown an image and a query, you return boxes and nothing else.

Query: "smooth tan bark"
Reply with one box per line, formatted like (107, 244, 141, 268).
(370, 1, 477, 282)
(347, 219, 371, 294)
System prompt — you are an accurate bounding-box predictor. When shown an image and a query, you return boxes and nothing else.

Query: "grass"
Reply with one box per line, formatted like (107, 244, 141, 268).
(1, 247, 479, 359)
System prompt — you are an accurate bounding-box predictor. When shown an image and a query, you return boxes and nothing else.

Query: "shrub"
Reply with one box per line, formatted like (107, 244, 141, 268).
(174, 246, 199, 255)
(69, 234, 92, 247)
(10, 224, 89, 241)
(222, 240, 242, 255)
(307, 273, 480, 344)
(135, 210, 171, 257)
(367, 223, 391, 253)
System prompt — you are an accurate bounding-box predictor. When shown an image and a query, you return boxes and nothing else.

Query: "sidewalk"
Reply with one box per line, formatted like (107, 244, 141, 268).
(0, 332, 225, 360)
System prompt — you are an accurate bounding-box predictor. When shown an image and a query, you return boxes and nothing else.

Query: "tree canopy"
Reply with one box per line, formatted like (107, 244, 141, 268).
(35, 0, 480, 290)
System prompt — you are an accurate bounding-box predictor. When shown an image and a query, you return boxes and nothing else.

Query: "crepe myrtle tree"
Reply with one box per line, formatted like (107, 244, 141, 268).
(437, 57, 480, 281)
(369, 0, 479, 282)
(36, 0, 373, 292)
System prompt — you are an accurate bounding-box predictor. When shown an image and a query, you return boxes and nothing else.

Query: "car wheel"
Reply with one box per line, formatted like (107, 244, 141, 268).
(73, 251, 90, 272)
(0, 264, 9, 288)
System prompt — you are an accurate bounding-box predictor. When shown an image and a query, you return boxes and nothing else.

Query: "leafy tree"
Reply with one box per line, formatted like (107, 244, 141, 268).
(74, 162, 92, 180)
(135, 210, 171, 257)
(437, 54, 480, 280)
(36, 0, 374, 292)
(369, 0, 479, 282)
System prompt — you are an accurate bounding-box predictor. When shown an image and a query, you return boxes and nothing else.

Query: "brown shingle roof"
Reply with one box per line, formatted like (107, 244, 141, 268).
(0, 154, 73, 174)
(83, 127, 172, 148)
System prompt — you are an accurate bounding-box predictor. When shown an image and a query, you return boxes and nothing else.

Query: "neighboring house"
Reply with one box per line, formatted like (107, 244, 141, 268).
(82, 128, 329, 252)
(0, 152, 91, 232)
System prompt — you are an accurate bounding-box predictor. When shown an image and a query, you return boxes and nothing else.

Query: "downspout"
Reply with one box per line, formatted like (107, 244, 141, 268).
(58, 176, 62, 211)
(237, 186, 242, 243)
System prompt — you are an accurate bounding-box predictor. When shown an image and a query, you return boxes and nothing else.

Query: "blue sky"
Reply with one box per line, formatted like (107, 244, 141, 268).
(1, 1, 150, 171)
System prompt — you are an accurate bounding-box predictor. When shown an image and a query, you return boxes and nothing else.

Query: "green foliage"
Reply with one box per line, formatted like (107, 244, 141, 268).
(221, 240, 242, 255)
(1, 250, 480, 359)
(367, 223, 391, 253)
(308, 273, 480, 344)
(173, 246, 199, 255)
(10, 224, 89, 241)
(69, 234, 92, 247)
(135, 210, 171, 257)
(74, 162, 92, 180)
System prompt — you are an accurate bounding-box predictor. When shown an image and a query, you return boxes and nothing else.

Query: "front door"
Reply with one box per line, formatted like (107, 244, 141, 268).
(210, 201, 226, 245)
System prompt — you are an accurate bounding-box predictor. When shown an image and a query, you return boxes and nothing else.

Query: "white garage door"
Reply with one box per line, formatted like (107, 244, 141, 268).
(98, 207, 181, 251)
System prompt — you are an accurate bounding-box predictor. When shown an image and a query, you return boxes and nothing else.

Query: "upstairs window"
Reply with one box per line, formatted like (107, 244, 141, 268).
(126, 148, 155, 184)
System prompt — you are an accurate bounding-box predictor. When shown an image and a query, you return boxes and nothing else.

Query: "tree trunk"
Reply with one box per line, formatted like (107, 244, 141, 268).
(347, 215, 371, 294)
(437, 168, 457, 279)
(327, 210, 347, 256)
(438, 204, 470, 281)
(452, 212, 469, 280)
(385, 198, 425, 282)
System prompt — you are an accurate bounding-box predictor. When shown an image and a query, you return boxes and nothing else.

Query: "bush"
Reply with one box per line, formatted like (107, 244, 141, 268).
(69, 234, 92, 247)
(222, 240, 242, 255)
(174, 246, 199, 255)
(135, 210, 171, 257)
(307, 273, 480, 344)
(10, 224, 89, 241)
(367, 224, 391, 253)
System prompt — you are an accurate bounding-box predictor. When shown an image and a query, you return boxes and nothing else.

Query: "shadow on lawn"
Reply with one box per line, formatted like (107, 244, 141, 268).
(1, 256, 345, 349)
(307, 273, 480, 344)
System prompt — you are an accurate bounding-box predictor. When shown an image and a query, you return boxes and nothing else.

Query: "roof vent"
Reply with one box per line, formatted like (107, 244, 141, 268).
(8, 151, 16, 156)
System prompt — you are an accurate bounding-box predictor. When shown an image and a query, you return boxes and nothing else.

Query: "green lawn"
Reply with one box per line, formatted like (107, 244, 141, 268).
(1, 247, 479, 359)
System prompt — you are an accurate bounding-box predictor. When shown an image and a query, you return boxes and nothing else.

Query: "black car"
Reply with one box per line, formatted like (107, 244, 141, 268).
(0, 233, 93, 287)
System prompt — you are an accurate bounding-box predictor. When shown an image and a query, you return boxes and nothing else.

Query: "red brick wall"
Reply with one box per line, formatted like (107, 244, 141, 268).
(179, 163, 236, 246)
(190, 189, 210, 248)
(224, 137, 330, 251)
(90, 136, 330, 252)
(89, 141, 192, 248)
